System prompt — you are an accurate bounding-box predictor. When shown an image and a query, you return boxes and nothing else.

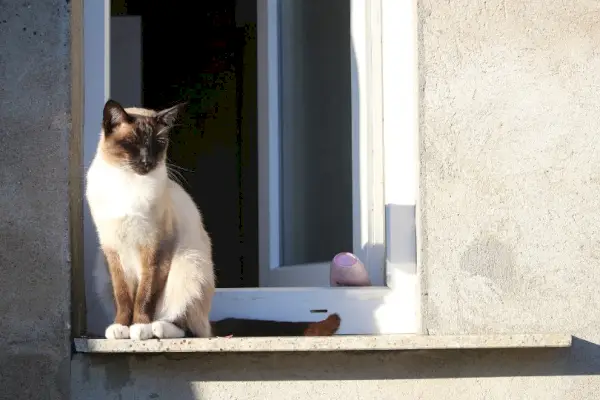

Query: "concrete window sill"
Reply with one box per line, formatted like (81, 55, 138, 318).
(74, 334, 572, 354)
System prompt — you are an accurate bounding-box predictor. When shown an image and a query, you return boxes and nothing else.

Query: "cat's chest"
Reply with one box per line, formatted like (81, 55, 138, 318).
(97, 183, 156, 218)
(87, 161, 168, 248)
(88, 164, 163, 219)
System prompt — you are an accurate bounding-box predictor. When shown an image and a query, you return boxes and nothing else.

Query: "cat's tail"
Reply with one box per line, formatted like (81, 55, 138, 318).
(210, 313, 341, 337)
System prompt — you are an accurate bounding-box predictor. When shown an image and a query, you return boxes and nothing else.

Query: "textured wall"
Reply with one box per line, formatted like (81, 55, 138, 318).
(72, 347, 582, 400)
(0, 1, 71, 399)
(419, 0, 600, 396)
(71, 0, 600, 399)
(73, 0, 600, 399)
(8, 0, 597, 398)
(420, 0, 600, 336)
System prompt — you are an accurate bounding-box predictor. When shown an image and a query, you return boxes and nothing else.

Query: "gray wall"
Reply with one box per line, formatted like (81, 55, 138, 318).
(0, 1, 72, 399)
(72, 0, 600, 398)
(420, 0, 600, 337)
(4, 0, 600, 399)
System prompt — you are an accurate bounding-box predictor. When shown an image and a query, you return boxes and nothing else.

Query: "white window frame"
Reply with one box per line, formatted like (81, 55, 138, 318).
(258, 0, 385, 289)
(82, 0, 419, 335)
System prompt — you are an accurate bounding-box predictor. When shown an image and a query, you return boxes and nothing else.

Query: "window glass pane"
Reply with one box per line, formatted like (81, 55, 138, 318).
(278, 0, 353, 266)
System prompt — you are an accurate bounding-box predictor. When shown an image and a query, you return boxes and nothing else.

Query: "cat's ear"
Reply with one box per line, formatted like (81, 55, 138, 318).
(103, 99, 130, 135)
(155, 102, 187, 127)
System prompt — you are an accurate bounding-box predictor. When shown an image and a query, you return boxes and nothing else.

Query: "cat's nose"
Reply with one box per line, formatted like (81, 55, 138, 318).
(140, 154, 152, 167)
(140, 148, 150, 165)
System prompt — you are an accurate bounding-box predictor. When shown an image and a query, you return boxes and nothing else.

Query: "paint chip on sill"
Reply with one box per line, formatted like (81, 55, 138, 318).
(74, 333, 572, 354)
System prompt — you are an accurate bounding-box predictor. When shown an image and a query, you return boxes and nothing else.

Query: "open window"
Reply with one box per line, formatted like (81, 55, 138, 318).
(82, 0, 419, 335)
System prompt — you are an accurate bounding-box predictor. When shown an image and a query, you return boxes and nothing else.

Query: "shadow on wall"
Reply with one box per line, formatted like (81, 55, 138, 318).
(71, 338, 593, 399)
(74, 354, 200, 400)
(85, 337, 590, 379)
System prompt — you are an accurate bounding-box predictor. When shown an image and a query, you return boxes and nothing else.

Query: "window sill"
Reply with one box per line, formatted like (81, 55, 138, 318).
(74, 333, 572, 354)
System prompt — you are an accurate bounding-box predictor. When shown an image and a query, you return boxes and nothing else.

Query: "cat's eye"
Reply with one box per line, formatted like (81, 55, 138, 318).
(119, 141, 138, 154)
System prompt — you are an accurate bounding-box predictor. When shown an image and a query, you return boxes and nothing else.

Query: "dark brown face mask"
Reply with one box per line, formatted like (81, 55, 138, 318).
(100, 99, 185, 175)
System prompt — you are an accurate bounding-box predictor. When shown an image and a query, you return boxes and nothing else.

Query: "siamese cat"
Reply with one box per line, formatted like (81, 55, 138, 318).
(86, 99, 340, 339)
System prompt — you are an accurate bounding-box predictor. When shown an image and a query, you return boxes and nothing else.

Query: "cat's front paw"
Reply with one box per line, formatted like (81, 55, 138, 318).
(105, 323, 130, 339)
(130, 323, 153, 340)
(152, 320, 186, 339)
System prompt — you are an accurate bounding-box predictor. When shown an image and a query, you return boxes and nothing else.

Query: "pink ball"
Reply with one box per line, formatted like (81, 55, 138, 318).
(330, 252, 372, 287)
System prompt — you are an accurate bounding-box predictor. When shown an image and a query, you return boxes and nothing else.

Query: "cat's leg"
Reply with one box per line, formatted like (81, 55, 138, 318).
(130, 244, 171, 340)
(153, 290, 213, 338)
(151, 320, 186, 338)
(103, 247, 133, 339)
(156, 250, 215, 338)
(185, 289, 214, 338)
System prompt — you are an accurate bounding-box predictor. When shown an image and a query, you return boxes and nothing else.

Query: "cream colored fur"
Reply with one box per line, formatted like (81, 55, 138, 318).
(86, 107, 215, 340)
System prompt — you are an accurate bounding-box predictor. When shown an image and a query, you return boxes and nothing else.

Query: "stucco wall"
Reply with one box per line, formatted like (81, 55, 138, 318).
(71, 0, 600, 399)
(420, 0, 600, 339)
(4, 0, 600, 399)
(71, 0, 600, 398)
(0, 1, 72, 399)
(419, 0, 600, 396)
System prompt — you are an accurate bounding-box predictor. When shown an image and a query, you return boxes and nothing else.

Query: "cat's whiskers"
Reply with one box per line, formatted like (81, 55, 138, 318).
(167, 169, 182, 186)
(157, 123, 184, 138)
(122, 160, 137, 170)
(167, 159, 194, 173)
(167, 166, 189, 188)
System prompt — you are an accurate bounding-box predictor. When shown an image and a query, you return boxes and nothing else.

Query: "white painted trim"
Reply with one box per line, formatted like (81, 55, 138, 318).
(257, 0, 387, 287)
(210, 287, 407, 334)
(83, 0, 109, 168)
(83, 0, 111, 336)
(351, 0, 386, 286)
(380, 0, 420, 332)
(382, 0, 418, 208)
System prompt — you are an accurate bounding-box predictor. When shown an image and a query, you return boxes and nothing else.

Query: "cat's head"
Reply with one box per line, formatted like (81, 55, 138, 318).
(100, 99, 185, 175)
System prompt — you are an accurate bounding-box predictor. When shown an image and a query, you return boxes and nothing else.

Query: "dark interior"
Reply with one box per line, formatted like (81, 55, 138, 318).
(112, 0, 259, 288)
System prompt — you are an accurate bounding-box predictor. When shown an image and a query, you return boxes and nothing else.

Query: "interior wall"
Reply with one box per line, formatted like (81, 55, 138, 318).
(110, 15, 142, 107)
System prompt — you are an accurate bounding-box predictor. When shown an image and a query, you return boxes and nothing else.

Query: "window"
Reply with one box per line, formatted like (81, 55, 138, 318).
(81, 0, 418, 335)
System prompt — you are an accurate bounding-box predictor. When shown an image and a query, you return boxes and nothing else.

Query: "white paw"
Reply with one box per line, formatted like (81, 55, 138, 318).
(105, 324, 130, 339)
(152, 321, 186, 339)
(129, 323, 154, 340)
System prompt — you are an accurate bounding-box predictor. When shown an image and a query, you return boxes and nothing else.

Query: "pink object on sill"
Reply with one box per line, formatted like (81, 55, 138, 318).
(330, 252, 372, 287)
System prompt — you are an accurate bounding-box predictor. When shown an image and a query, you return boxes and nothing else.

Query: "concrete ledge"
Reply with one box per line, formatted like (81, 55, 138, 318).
(74, 334, 572, 353)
